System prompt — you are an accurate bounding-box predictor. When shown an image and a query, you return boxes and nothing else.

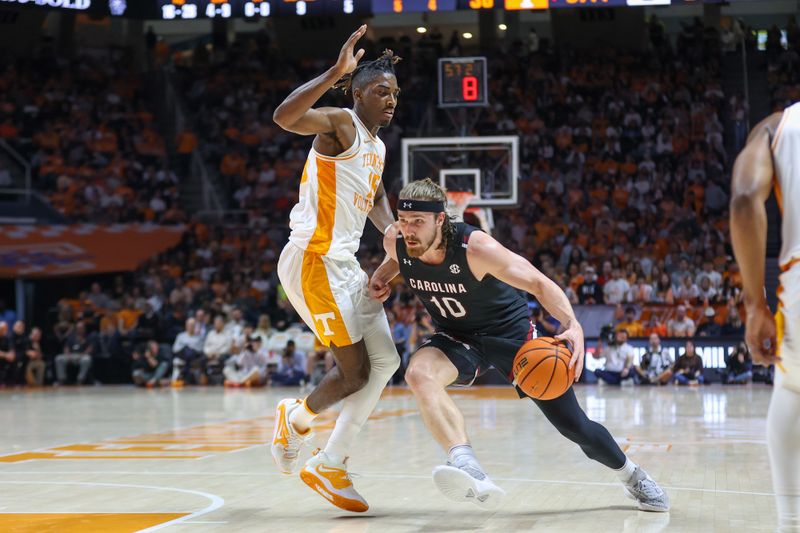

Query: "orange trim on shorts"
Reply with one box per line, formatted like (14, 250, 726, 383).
(300, 250, 353, 347)
(307, 157, 337, 255)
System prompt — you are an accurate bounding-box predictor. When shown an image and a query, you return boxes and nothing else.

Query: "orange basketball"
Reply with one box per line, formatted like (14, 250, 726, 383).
(513, 337, 575, 400)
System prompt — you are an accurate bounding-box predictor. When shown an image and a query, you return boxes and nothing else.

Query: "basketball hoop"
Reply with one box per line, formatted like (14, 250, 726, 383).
(446, 190, 494, 235)
(446, 191, 475, 222)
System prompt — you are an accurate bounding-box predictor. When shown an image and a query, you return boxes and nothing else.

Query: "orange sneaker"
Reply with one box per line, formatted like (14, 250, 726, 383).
(300, 449, 368, 513)
(270, 398, 312, 474)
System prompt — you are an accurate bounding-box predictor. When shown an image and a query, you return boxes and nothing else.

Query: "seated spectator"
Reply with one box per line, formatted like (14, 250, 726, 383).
(25, 327, 46, 387)
(55, 323, 93, 385)
(629, 275, 654, 304)
(305, 339, 334, 387)
(171, 317, 205, 385)
(132, 341, 170, 387)
(724, 342, 753, 384)
(668, 305, 696, 337)
(643, 313, 668, 337)
(225, 307, 246, 339)
(672, 341, 704, 386)
(11, 321, 29, 383)
(578, 266, 603, 304)
(254, 314, 274, 345)
(616, 306, 644, 337)
(0, 322, 15, 385)
(593, 329, 635, 385)
(675, 275, 700, 303)
(634, 333, 673, 385)
(203, 315, 232, 384)
(93, 322, 125, 383)
(136, 303, 162, 341)
(721, 309, 745, 336)
(604, 269, 630, 305)
(271, 340, 307, 386)
(223, 335, 269, 387)
(654, 273, 675, 304)
(695, 307, 722, 337)
(697, 277, 718, 303)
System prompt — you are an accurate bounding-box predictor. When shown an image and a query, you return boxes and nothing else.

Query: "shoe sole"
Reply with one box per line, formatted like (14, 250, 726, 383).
(624, 487, 670, 512)
(300, 469, 369, 513)
(271, 399, 298, 476)
(432, 465, 505, 510)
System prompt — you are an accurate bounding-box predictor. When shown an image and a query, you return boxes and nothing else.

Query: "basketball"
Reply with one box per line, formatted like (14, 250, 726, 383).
(513, 337, 575, 401)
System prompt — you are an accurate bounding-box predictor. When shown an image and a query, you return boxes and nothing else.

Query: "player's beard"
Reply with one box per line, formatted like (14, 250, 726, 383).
(405, 231, 437, 258)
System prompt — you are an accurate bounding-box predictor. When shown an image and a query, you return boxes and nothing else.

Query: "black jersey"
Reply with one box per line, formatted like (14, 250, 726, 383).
(396, 222, 530, 338)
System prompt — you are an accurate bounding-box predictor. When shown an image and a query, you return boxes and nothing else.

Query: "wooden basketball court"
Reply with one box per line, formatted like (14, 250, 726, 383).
(0, 384, 776, 532)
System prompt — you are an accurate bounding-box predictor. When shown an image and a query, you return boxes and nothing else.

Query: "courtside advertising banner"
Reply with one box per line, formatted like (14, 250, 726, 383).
(0, 224, 185, 278)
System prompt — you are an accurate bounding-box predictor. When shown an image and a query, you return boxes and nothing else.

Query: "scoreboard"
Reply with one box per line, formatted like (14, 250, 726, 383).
(438, 57, 488, 108)
(157, 0, 373, 19)
(0, 0, 743, 18)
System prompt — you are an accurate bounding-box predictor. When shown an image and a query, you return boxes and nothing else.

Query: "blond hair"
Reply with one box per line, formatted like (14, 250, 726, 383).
(398, 178, 455, 250)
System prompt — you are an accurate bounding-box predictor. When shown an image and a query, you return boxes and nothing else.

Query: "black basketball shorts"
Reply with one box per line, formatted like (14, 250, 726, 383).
(416, 322, 536, 387)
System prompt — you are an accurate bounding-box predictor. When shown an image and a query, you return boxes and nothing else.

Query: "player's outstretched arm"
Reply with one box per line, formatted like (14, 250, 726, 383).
(466, 231, 585, 381)
(368, 223, 401, 302)
(272, 25, 366, 136)
(730, 112, 782, 366)
(368, 182, 395, 234)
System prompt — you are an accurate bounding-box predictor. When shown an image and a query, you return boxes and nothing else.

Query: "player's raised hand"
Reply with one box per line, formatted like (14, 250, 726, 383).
(745, 303, 780, 366)
(369, 275, 391, 302)
(335, 24, 367, 75)
(555, 321, 585, 382)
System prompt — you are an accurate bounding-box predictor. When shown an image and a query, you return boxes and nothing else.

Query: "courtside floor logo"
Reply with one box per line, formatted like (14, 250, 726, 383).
(0, 409, 415, 463)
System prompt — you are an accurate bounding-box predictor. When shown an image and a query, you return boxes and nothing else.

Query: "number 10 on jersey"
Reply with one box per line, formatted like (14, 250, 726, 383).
(429, 296, 466, 318)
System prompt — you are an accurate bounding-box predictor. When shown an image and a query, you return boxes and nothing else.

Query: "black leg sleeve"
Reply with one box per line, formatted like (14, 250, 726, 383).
(532, 387, 626, 469)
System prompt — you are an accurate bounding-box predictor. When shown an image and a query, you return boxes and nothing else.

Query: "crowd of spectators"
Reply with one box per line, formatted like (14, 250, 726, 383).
(0, 48, 186, 223)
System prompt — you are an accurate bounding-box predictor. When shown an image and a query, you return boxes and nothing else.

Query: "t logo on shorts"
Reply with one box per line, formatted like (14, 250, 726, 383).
(313, 312, 337, 336)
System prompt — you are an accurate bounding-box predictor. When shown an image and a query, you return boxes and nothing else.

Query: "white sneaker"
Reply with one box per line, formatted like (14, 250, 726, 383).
(623, 467, 670, 512)
(270, 398, 312, 475)
(432, 463, 506, 510)
(300, 449, 369, 512)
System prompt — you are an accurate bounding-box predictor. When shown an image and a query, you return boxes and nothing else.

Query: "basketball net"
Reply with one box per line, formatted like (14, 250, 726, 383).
(446, 191, 494, 235)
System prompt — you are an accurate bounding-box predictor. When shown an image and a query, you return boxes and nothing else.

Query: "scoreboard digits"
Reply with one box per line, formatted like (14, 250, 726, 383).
(8, 0, 732, 18)
(158, 0, 366, 18)
(244, 1, 271, 16)
(438, 57, 488, 108)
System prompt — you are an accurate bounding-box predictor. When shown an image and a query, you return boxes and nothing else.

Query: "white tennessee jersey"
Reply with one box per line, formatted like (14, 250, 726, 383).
(774, 102, 800, 271)
(288, 108, 386, 260)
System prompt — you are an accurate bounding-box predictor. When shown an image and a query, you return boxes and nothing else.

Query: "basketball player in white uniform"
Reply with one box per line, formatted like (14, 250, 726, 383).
(270, 25, 400, 512)
(731, 103, 800, 531)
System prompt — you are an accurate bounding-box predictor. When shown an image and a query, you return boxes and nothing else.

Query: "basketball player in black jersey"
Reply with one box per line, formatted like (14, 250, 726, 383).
(369, 179, 668, 512)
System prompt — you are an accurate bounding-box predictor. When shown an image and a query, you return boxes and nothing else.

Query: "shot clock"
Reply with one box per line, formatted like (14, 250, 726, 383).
(437, 57, 488, 108)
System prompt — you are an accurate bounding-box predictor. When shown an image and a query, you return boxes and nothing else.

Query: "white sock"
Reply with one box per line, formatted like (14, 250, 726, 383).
(324, 418, 360, 465)
(289, 398, 316, 434)
(615, 458, 638, 484)
(768, 372, 800, 531)
(448, 444, 477, 465)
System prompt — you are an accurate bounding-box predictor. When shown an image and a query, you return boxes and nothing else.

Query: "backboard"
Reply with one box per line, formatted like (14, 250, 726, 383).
(401, 136, 519, 208)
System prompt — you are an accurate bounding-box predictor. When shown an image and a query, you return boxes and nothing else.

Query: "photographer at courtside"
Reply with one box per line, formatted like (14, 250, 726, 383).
(593, 328, 636, 385)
